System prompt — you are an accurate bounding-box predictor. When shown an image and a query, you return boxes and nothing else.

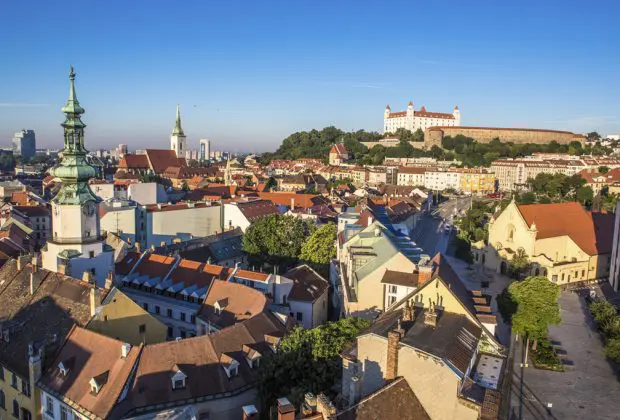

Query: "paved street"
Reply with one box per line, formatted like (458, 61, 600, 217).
(509, 292, 620, 420)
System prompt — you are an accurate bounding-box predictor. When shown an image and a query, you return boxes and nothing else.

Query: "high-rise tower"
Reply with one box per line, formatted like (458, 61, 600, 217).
(42, 67, 114, 286)
(170, 105, 187, 158)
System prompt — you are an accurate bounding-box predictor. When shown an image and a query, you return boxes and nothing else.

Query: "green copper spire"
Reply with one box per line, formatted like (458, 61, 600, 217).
(172, 104, 184, 136)
(51, 67, 99, 205)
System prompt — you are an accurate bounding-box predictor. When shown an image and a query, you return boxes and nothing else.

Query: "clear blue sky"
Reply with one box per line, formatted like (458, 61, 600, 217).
(1, 0, 619, 152)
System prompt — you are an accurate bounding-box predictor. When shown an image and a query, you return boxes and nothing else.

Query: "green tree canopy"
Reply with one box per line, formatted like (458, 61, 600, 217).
(242, 214, 313, 269)
(300, 223, 337, 266)
(257, 318, 370, 414)
(509, 276, 561, 341)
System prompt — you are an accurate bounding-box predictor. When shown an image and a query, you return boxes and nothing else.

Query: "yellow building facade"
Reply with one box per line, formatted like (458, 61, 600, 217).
(477, 201, 613, 285)
(458, 169, 496, 194)
(87, 288, 168, 345)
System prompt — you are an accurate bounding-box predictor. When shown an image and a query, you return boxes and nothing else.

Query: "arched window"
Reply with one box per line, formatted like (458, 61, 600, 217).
(506, 224, 515, 242)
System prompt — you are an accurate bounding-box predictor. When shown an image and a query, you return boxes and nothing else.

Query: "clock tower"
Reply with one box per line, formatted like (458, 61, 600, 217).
(42, 67, 114, 286)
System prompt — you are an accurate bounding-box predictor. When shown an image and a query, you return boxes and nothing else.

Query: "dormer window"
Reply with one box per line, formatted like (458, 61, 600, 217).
(170, 366, 187, 390)
(214, 298, 228, 316)
(58, 361, 70, 377)
(220, 353, 239, 378)
(243, 344, 262, 368)
(89, 371, 109, 396)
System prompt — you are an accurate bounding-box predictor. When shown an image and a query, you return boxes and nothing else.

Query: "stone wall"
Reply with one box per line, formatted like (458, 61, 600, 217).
(425, 126, 585, 148)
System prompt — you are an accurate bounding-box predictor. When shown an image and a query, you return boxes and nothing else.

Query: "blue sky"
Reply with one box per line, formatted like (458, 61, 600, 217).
(1, 0, 619, 152)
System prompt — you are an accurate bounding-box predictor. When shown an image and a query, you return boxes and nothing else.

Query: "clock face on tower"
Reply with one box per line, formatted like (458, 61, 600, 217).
(82, 202, 96, 217)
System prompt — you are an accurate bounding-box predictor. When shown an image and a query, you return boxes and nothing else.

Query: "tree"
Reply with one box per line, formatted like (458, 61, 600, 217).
(300, 223, 337, 266)
(508, 248, 531, 279)
(598, 166, 610, 174)
(509, 276, 561, 347)
(256, 318, 370, 414)
(412, 128, 424, 142)
(586, 131, 601, 142)
(242, 214, 311, 269)
(576, 186, 594, 205)
(180, 180, 189, 191)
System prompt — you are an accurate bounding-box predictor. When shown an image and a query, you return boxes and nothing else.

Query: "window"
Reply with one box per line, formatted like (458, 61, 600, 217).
(296, 312, 303, 322)
(190, 314, 196, 324)
(139, 324, 146, 334)
(0, 390, 4, 408)
(46, 396, 54, 415)
(155, 306, 160, 314)
(174, 379, 184, 389)
(167, 309, 173, 318)
(388, 296, 397, 306)
(11, 373, 17, 389)
(582, 270, 586, 277)
(552, 275, 558, 283)
(143, 303, 149, 312)
(0, 366, 3, 381)
(180, 313, 186, 322)
(13, 400, 19, 417)
(22, 380, 30, 397)
(89, 251, 95, 258)
(60, 405, 68, 420)
(22, 408, 32, 420)
(389, 285, 397, 294)
(180, 330, 186, 338)
(167, 326, 173, 338)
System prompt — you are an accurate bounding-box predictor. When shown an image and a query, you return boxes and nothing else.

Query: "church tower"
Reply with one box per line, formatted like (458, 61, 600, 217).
(41, 67, 114, 286)
(170, 105, 187, 158)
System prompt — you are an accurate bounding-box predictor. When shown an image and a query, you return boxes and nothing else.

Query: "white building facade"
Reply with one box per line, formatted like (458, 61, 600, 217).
(384, 101, 460, 133)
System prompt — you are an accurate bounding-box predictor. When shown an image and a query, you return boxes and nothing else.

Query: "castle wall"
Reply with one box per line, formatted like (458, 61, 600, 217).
(425, 126, 585, 148)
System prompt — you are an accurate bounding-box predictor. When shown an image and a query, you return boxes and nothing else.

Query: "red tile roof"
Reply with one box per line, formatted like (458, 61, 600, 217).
(284, 265, 329, 302)
(330, 143, 348, 156)
(256, 192, 320, 209)
(39, 327, 141, 419)
(233, 269, 270, 282)
(197, 280, 268, 328)
(517, 202, 614, 256)
(133, 254, 176, 279)
(145, 149, 185, 174)
(119, 154, 150, 170)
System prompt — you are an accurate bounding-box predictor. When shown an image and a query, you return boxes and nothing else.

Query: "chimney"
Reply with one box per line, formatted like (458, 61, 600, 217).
(89, 288, 97, 317)
(385, 330, 401, 380)
(58, 263, 67, 275)
(424, 306, 438, 328)
(31, 253, 39, 272)
(417, 264, 433, 288)
(242, 405, 258, 420)
(316, 394, 336, 419)
(104, 271, 115, 290)
(402, 300, 413, 321)
(290, 198, 295, 209)
(135, 242, 141, 253)
(277, 397, 295, 420)
(82, 270, 94, 284)
(121, 342, 131, 359)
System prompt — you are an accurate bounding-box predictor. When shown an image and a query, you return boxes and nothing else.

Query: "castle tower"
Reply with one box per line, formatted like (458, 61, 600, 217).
(170, 105, 187, 158)
(384, 104, 391, 119)
(453, 105, 461, 125)
(406, 101, 415, 131)
(41, 67, 114, 286)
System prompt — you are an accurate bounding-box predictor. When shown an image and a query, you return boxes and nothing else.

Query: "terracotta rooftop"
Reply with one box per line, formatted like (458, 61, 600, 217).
(123, 311, 289, 416)
(335, 377, 430, 420)
(284, 265, 329, 302)
(256, 192, 324, 209)
(232, 199, 280, 222)
(398, 166, 426, 175)
(232, 269, 270, 282)
(517, 202, 614, 256)
(39, 327, 141, 419)
(380, 270, 419, 287)
(330, 143, 348, 156)
(145, 149, 185, 174)
(197, 280, 268, 329)
(119, 154, 150, 170)
(0, 261, 103, 378)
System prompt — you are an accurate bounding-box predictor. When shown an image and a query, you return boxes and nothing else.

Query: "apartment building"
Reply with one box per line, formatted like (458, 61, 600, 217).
(424, 168, 460, 191)
(340, 254, 504, 420)
(491, 157, 585, 192)
(459, 168, 496, 194)
(397, 167, 426, 187)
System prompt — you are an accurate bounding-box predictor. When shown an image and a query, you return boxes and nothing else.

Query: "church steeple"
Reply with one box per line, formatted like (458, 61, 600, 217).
(172, 104, 184, 136)
(51, 67, 98, 205)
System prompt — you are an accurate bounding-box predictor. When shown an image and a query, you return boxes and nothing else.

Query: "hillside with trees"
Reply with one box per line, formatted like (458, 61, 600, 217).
(260, 128, 611, 168)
